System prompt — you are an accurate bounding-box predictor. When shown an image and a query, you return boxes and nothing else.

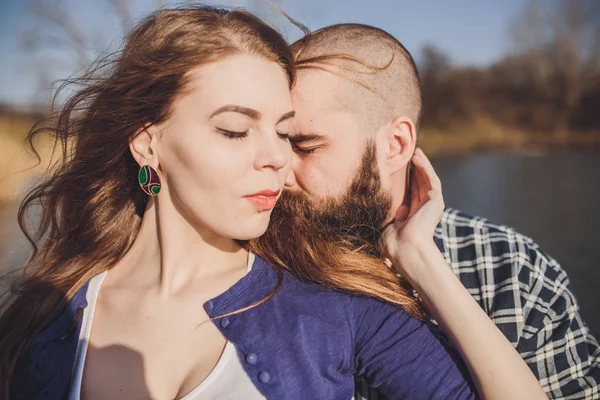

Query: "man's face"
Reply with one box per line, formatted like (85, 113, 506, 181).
(258, 70, 394, 267)
(287, 69, 376, 204)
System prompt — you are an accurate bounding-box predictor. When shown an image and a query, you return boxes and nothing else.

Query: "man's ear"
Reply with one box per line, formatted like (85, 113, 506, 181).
(129, 124, 160, 168)
(381, 116, 417, 175)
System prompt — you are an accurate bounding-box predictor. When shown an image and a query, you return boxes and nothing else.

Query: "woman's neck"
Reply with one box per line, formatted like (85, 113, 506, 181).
(111, 198, 248, 298)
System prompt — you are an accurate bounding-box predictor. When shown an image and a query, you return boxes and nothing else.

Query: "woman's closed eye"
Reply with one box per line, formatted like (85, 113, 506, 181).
(277, 131, 290, 140)
(217, 127, 290, 141)
(217, 127, 248, 139)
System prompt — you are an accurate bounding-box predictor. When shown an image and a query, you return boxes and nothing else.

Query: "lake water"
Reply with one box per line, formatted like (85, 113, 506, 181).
(432, 152, 600, 339)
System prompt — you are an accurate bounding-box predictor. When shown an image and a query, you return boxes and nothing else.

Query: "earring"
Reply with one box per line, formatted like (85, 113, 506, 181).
(138, 165, 161, 196)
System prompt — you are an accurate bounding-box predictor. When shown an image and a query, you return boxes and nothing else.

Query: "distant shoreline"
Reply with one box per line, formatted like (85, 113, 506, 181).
(2, 109, 600, 160)
(420, 127, 600, 156)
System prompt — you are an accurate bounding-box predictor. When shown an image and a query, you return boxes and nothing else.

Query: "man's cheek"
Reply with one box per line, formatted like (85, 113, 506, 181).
(289, 162, 317, 193)
(293, 164, 323, 196)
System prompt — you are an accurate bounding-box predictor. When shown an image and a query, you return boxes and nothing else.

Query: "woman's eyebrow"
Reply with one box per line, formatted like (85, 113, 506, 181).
(210, 105, 260, 119)
(210, 106, 294, 124)
(278, 111, 295, 123)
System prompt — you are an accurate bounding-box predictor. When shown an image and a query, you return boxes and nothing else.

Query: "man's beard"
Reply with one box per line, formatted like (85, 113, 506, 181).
(249, 141, 422, 318)
(268, 141, 392, 260)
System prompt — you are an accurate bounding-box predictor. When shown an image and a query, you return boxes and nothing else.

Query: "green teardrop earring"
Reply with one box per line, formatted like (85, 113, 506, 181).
(138, 165, 161, 196)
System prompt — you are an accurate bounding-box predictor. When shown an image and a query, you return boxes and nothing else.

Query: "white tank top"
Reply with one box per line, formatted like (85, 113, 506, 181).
(69, 253, 265, 399)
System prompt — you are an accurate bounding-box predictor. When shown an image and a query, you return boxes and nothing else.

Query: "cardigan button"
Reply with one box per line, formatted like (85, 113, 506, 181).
(205, 300, 214, 311)
(220, 317, 230, 328)
(258, 371, 271, 383)
(245, 353, 258, 365)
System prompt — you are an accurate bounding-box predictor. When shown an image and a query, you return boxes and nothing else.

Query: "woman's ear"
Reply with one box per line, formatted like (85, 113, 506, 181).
(129, 124, 160, 168)
(381, 116, 417, 175)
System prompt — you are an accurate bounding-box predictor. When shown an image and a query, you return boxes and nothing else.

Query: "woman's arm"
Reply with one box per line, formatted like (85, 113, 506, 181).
(381, 148, 547, 400)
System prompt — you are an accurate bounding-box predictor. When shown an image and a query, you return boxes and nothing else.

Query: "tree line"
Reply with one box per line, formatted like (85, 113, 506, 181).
(419, 0, 600, 135)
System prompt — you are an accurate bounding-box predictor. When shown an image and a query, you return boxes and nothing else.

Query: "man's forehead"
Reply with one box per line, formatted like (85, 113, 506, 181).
(292, 69, 361, 114)
(290, 104, 363, 143)
(293, 70, 335, 98)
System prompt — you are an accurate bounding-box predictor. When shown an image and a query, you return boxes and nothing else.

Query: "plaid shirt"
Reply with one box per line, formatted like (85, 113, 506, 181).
(355, 208, 600, 400)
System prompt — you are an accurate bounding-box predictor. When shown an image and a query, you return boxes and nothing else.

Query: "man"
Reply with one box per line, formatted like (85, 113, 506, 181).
(284, 24, 600, 399)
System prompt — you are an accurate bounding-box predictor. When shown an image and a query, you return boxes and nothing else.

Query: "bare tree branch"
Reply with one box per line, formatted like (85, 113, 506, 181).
(27, 0, 90, 67)
(109, 0, 133, 34)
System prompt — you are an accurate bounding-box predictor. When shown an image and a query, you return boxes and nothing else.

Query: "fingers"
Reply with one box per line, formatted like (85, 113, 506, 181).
(411, 149, 445, 215)
(394, 204, 410, 222)
(410, 163, 422, 208)
(403, 148, 445, 222)
(413, 148, 442, 193)
(408, 152, 428, 208)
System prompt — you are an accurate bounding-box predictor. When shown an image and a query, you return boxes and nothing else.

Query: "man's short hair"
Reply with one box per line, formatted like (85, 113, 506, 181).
(291, 23, 422, 132)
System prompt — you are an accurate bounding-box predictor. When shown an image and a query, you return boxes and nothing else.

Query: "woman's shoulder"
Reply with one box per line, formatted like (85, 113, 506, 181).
(256, 255, 415, 327)
(255, 257, 448, 373)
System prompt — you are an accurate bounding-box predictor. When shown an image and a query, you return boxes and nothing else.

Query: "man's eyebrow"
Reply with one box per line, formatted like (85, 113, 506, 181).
(210, 105, 261, 119)
(278, 111, 295, 124)
(289, 133, 327, 142)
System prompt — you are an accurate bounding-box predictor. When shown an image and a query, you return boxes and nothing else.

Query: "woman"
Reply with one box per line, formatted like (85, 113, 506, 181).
(0, 6, 471, 399)
(0, 6, 542, 400)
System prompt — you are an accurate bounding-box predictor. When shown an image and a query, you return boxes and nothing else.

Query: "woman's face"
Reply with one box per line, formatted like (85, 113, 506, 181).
(154, 54, 294, 240)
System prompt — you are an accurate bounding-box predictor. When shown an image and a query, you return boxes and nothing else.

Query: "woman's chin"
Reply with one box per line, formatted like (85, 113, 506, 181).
(231, 215, 271, 241)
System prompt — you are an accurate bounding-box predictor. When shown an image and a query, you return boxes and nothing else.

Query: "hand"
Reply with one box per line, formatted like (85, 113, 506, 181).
(381, 148, 445, 278)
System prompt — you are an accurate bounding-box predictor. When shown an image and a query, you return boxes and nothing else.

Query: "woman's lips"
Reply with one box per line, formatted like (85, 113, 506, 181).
(244, 189, 280, 211)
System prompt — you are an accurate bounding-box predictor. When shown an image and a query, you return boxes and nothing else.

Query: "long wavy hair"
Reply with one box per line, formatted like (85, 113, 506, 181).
(1, 6, 423, 394)
(0, 6, 294, 392)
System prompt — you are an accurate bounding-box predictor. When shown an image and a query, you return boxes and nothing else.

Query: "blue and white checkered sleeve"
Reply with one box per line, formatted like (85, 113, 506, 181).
(512, 239, 600, 399)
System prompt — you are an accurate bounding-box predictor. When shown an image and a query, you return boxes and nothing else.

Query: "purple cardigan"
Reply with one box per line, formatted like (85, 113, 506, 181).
(11, 255, 478, 399)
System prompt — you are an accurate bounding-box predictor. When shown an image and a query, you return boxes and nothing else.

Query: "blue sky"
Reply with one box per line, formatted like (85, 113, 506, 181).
(0, 0, 536, 107)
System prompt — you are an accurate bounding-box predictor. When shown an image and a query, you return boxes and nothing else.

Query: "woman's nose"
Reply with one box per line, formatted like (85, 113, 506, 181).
(254, 134, 289, 171)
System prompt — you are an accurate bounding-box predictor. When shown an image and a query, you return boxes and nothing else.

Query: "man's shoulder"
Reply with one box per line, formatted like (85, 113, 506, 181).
(258, 260, 420, 350)
(435, 207, 567, 295)
(437, 207, 551, 261)
(439, 207, 526, 240)
(277, 264, 407, 316)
